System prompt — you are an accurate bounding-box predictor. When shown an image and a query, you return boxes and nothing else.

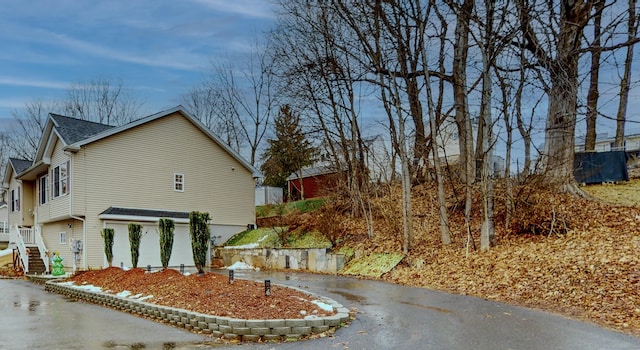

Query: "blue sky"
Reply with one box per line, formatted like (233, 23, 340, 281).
(0, 0, 276, 131)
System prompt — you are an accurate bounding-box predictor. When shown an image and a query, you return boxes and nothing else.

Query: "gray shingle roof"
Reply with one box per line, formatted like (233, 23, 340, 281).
(9, 158, 33, 174)
(100, 207, 190, 219)
(50, 114, 114, 145)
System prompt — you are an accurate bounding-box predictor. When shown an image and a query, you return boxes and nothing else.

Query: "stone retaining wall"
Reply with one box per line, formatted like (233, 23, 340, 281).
(216, 248, 344, 273)
(44, 280, 350, 342)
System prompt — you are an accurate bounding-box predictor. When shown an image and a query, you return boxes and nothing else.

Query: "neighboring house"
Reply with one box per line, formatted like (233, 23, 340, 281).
(286, 167, 338, 201)
(2, 106, 260, 273)
(575, 131, 640, 154)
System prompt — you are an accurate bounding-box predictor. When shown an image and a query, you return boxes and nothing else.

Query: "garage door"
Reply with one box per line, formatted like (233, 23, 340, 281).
(108, 222, 196, 269)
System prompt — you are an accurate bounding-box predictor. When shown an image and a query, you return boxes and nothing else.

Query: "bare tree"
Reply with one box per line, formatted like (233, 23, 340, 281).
(584, 0, 605, 151)
(182, 82, 240, 151)
(515, 0, 594, 192)
(614, 0, 639, 148)
(9, 78, 145, 160)
(9, 99, 57, 160)
(206, 43, 278, 166)
(63, 77, 143, 125)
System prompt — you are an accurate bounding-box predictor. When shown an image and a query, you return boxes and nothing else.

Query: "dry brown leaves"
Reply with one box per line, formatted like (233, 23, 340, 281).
(70, 268, 334, 320)
(330, 181, 640, 336)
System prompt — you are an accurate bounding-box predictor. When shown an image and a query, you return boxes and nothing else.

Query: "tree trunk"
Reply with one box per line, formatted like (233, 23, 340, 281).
(615, 0, 638, 149)
(419, 5, 451, 245)
(585, 0, 604, 152)
(452, 0, 475, 184)
(479, 0, 495, 251)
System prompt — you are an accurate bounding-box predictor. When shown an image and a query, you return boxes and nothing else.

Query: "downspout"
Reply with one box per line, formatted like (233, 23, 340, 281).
(65, 150, 87, 272)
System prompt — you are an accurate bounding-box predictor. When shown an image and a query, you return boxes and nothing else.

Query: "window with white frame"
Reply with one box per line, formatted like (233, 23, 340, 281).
(59, 232, 67, 244)
(52, 161, 69, 198)
(10, 188, 20, 212)
(174, 173, 184, 192)
(39, 174, 49, 205)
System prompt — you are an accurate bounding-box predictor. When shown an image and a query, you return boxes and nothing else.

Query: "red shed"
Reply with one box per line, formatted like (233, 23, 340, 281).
(286, 167, 337, 201)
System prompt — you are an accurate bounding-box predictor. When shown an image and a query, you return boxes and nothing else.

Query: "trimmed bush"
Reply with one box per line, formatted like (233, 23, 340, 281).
(189, 211, 211, 274)
(159, 218, 175, 269)
(101, 228, 115, 267)
(128, 223, 143, 268)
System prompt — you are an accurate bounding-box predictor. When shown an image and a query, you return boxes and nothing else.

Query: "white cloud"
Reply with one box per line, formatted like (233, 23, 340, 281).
(189, 0, 276, 19)
(0, 77, 68, 90)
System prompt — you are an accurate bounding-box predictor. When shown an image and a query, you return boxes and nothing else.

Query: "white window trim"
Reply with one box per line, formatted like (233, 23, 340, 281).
(52, 161, 69, 199)
(174, 173, 185, 192)
(11, 188, 20, 212)
(39, 174, 49, 205)
(59, 232, 67, 244)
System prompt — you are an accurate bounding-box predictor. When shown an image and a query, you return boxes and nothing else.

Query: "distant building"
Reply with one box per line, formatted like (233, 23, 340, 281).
(286, 167, 338, 201)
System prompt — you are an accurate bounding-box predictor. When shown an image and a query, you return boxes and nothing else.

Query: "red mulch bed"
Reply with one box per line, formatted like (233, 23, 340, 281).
(70, 267, 334, 320)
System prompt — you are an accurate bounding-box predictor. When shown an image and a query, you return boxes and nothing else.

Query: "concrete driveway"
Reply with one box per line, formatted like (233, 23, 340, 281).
(1, 271, 639, 350)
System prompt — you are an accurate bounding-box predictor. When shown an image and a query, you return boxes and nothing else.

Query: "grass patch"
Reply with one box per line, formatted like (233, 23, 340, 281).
(224, 227, 282, 248)
(336, 246, 355, 262)
(340, 253, 405, 278)
(256, 198, 325, 218)
(287, 231, 332, 248)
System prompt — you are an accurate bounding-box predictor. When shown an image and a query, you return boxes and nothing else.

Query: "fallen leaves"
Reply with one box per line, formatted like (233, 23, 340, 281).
(69, 267, 335, 320)
(329, 180, 640, 336)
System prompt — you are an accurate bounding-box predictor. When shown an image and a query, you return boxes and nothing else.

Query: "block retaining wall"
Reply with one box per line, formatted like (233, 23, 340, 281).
(44, 280, 350, 342)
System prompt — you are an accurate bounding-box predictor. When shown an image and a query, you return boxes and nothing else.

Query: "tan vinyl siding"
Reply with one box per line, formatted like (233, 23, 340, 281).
(48, 139, 72, 220)
(74, 112, 255, 268)
(35, 171, 52, 223)
(40, 219, 83, 271)
(7, 173, 21, 227)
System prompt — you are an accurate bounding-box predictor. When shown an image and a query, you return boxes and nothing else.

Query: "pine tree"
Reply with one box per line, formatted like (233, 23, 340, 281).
(260, 105, 316, 193)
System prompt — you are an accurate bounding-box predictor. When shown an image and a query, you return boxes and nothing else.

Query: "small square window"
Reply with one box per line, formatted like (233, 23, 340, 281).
(174, 173, 184, 192)
(59, 232, 67, 244)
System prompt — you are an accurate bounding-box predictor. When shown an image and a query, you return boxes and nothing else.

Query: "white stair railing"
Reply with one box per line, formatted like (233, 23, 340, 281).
(10, 226, 29, 273)
(19, 227, 35, 244)
(34, 225, 49, 273)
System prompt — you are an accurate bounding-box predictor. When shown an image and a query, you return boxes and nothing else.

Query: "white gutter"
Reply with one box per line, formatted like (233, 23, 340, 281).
(65, 151, 86, 272)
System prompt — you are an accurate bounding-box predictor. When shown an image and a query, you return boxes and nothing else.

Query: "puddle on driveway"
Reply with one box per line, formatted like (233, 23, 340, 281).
(399, 301, 452, 313)
(328, 289, 367, 303)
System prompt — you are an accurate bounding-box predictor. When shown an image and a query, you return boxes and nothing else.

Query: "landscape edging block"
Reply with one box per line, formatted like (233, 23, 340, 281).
(44, 278, 350, 343)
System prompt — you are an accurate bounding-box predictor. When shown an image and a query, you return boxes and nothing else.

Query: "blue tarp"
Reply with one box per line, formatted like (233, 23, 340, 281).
(574, 151, 629, 184)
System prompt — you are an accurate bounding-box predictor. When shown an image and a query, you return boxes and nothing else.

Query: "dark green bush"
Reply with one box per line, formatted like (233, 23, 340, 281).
(189, 211, 211, 274)
(101, 228, 115, 267)
(159, 218, 175, 269)
(128, 223, 143, 268)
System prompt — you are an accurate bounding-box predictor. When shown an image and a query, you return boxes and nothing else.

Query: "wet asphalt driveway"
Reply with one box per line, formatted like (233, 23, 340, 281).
(1, 271, 639, 350)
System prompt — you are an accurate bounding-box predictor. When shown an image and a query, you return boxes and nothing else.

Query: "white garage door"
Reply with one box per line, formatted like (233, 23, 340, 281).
(108, 222, 196, 269)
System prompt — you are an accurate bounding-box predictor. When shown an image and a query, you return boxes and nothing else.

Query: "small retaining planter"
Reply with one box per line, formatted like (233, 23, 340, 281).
(44, 279, 350, 343)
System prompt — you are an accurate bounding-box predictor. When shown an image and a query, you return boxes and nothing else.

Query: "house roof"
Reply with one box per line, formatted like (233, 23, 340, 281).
(65, 105, 261, 178)
(50, 114, 114, 144)
(9, 158, 33, 174)
(100, 206, 189, 219)
(98, 207, 192, 223)
(18, 105, 262, 180)
(286, 166, 336, 181)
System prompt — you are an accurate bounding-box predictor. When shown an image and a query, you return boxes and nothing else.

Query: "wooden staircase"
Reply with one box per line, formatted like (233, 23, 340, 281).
(27, 247, 47, 275)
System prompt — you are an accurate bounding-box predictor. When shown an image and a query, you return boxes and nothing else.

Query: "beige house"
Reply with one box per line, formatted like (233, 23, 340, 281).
(2, 106, 259, 273)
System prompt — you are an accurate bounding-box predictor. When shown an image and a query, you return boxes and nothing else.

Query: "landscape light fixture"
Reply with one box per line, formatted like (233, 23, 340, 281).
(229, 270, 234, 284)
(265, 280, 271, 296)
